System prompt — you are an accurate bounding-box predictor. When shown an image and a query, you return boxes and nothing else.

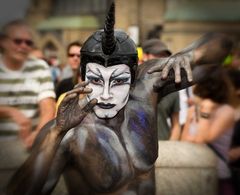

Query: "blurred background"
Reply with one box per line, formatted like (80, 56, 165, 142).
(1, 0, 240, 64)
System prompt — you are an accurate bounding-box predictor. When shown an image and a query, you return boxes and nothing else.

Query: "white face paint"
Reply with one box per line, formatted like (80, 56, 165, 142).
(85, 63, 131, 119)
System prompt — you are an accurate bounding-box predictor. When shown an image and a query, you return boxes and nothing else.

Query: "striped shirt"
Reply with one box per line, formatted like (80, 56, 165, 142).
(0, 56, 56, 135)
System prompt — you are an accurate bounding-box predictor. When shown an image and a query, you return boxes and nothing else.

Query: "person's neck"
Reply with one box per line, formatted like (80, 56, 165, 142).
(94, 108, 125, 130)
(2, 55, 24, 71)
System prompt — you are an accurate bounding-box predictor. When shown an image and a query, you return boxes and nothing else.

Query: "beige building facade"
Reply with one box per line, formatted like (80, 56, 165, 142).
(25, 0, 240, 62)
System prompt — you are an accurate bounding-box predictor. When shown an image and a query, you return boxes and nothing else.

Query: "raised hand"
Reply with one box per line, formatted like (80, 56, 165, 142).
(56, 81, 97, 133)
(147, 56, 218, 98)
(147, 32, 233, 84)
(147, 52, 193, 83)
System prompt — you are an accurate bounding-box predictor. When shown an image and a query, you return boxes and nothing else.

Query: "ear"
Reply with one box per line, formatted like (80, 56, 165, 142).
(0, 36, 8, 51)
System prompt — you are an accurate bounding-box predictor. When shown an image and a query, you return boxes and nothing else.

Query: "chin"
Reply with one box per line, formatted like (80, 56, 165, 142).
(94, 109, 117, 119)
(14, 55, 28, 63)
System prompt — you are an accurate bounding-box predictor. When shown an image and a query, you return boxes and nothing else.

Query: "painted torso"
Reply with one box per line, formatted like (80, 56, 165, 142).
(49, 61, 160, 194)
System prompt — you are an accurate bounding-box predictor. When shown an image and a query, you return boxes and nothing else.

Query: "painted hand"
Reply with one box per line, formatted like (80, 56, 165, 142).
(148, 53, 193, 83)
(56, 81, 97, 133)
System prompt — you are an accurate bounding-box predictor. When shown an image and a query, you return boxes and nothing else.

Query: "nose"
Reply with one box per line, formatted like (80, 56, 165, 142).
(100, 84, 113, 100)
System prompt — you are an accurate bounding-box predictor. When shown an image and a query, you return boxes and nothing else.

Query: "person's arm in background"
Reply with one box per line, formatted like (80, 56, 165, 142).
(195, 100, 234, 143)
(169, 111, 181, 140)
(0, 106, 32, 139)
(24, 98, 56, 149)
(23, 60, 57, 149)
(183, 99, 235, 144)
(169, 92, 181, 140)
(180, 105, 196, 142)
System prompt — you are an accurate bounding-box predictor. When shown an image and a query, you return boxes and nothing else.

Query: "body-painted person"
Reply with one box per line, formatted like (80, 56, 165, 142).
(6, 2, 233, 195)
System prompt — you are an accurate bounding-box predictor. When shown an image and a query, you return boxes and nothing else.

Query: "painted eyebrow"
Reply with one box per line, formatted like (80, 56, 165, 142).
(86, 67, 103, 79)
(111, 68, 131, 78)
(111, 68, 130, 78)
(110, 71, 131, 82)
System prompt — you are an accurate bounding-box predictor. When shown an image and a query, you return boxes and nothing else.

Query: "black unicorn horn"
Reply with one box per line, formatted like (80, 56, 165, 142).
(102, 2, 116, 55)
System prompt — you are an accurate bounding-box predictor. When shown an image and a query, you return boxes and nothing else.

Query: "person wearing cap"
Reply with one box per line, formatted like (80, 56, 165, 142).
(6, 2, 233, 195)
(142, 39, 181, 140)
(142, 39, 172, 61)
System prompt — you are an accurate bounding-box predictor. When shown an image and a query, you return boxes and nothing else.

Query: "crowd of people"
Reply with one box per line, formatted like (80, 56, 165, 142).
(0, 15, 240, 195)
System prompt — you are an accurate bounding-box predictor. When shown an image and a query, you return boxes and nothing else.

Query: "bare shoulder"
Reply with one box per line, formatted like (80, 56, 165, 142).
(218, 104, 235, 113)
(216, 104, 235, 119)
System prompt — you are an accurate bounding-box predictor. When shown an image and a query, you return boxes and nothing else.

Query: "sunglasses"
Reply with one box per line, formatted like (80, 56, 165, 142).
(68, 53, 80, 58)
(11, 38, 34, 47)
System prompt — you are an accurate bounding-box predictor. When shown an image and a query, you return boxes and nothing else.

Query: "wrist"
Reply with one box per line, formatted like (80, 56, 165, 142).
(41, 119, 66, 138)
(188, 50, 194, 65)
(52, 122, 67, 138)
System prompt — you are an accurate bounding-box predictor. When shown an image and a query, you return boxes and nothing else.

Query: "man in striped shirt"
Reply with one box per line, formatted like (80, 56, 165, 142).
(0, 20, 56, 149)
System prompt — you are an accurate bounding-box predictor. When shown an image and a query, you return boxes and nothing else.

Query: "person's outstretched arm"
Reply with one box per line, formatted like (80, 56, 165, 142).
(6, 82, 97, 195)
(145, 33, 233, 97)
(148, 32, 233, 83)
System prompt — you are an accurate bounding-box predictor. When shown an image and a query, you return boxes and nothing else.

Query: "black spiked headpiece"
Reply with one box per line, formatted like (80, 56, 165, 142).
(102, 3, 116, 55)
(80, 2, 138, 83)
